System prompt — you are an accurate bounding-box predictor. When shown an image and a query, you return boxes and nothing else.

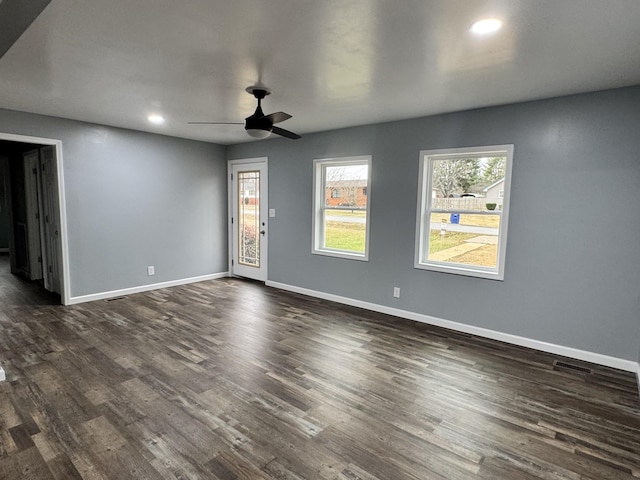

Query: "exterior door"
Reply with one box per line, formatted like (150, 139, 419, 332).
(230, 159, 268, 281)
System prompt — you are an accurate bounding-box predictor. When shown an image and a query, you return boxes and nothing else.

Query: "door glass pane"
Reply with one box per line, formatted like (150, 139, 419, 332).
(238, 171, 260, 267)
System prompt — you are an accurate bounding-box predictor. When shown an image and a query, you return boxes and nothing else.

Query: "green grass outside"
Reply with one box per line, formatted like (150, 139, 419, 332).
(324, 223, 478, 255)
(428, 231, 477, 253)
(324, 221, 366, 252)
(323, 213, 496, 264)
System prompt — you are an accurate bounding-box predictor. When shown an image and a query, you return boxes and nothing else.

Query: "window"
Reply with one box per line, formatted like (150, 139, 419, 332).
(313, 156, 371, 260)
(415, 145, 513, 280)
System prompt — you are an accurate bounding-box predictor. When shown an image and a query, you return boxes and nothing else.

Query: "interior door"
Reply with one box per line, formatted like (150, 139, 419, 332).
(0, 156, 10, 254)
(39, 145, 61, 294)
(230, 159, 268, 281)
(23, 149, 43, 280)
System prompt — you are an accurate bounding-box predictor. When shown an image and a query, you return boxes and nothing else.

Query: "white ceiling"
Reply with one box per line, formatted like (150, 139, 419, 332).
(1, 0, 639, 145)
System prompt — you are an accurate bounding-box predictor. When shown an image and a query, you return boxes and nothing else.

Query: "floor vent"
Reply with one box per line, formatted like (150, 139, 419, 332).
(554, 360, 592, 374)
(105, 296, 126, 302)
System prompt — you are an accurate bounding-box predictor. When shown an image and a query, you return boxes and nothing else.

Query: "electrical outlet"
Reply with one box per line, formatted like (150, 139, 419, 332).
(147, 266, 155, 276)
(393, 287, 400, 298)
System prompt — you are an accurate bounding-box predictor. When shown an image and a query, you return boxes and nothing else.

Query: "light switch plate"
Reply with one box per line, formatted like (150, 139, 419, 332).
(269, 208, 276, 218)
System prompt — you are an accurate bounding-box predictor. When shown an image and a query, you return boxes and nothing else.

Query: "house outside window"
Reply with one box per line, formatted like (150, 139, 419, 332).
(313, 156, 371, 260)
(415, 145, 513, 280)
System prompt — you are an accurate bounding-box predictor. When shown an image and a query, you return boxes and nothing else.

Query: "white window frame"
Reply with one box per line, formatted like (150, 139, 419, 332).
(414, 145, 513, 280)
(313, 155, 371, 261)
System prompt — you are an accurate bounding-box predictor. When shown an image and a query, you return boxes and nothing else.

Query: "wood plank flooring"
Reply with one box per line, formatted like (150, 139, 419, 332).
(1, 256, 639, 479)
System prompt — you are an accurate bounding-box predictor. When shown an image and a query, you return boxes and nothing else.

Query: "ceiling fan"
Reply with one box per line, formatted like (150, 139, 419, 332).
(189, 86, 301, 140)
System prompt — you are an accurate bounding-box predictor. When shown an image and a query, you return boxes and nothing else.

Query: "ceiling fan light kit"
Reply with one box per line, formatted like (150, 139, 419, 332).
(189, 85, 301, 140)
(246, 128, 271, 139)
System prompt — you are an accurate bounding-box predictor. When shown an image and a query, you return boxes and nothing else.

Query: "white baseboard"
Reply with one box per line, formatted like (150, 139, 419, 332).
(0, 366, 5, 382)
(266, 281, 638, 373)
(68, 272, 229, 305)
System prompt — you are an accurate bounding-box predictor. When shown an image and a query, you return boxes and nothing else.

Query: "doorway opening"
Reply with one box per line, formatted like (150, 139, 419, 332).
(0, 135, 67, 305)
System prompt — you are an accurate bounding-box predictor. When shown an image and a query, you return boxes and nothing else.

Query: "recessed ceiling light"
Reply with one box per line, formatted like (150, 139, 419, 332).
(470, 18, 503, 35)
(147, 114, 165, 125)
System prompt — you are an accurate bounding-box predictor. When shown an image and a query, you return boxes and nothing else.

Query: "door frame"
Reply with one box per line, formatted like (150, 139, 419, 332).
(228, 157, 268, 281)
(0, 132, 69, 305)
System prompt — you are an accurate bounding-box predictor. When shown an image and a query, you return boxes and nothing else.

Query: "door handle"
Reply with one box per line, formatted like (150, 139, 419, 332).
(260, 230, 265, 236)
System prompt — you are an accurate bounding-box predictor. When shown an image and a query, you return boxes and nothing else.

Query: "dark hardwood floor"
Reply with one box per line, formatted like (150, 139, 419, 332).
(1, 254, 639, 479)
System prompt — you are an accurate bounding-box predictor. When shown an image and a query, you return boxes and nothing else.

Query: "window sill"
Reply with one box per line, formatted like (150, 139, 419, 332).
(313, 249, 369, 262)
(414, 261, 504, 280)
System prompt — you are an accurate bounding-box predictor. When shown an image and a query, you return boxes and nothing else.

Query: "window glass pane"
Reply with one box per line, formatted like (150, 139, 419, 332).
(426, 213, 500, 268)
(238, 171, 260, 267)
(325, 165, 368, 207)
(323, 163, 368, 254)
(324, 208, 367, 253)
(431, 157, 482, 199)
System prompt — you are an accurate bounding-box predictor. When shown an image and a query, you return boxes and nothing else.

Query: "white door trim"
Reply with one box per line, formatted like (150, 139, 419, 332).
(228, 157, 268, 281)
(0, 132, 70, 305)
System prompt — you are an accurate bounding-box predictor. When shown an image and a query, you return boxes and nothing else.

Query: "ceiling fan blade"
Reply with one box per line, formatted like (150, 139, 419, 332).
(264, 112, 292, 124)
(271, 126, 301, 139)
(188, 121, 244, 125)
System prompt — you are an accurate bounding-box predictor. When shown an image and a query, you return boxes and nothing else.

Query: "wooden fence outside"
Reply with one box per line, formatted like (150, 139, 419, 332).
(432, 197, 503, 212)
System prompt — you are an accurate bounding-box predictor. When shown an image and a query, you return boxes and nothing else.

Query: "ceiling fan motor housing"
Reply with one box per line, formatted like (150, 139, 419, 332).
(245, 87, 272, 132)
(245, 106, 272, 132)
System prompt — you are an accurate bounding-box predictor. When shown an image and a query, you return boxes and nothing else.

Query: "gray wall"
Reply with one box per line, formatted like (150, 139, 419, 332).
(228, 86, 640, 362)
(0, 108, 228, 298)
